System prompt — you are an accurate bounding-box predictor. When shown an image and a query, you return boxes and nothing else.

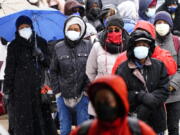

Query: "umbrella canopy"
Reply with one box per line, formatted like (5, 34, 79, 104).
(0, 9, 67, 42)
(0, 0, 39, 17)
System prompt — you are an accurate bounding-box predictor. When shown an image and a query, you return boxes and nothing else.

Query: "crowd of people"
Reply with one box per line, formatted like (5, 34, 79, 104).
(0, 0, 180, 135)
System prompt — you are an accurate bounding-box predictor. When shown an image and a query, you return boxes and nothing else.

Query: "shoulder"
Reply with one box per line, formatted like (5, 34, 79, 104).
(138, 120, 156, 135)
(55, 40, 65, 49)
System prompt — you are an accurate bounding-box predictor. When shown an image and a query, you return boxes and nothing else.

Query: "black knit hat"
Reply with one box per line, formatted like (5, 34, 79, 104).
(106, 14, 124, 28)
(154, 11, 173, 28)
(16, 16, 33, 29)
(165, 0, 178, 6)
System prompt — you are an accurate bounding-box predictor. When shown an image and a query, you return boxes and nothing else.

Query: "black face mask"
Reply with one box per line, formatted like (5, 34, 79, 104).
(51, 5, 59, 10)
(88, 7, 101, 20)
(95, 102, 119, 122)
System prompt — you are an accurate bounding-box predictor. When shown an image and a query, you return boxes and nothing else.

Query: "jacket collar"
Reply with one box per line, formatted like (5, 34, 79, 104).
(128, 57, 152, 69)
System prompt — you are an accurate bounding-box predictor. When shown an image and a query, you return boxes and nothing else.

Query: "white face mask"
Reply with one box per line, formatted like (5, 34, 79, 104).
(66, 31, 80, 41)
(146, 8, 156, 17)
(29, 0, 39, 3)
(19, 27, 32, 40)
(155, 24, 170, 36)
(134, 46, 149, 60)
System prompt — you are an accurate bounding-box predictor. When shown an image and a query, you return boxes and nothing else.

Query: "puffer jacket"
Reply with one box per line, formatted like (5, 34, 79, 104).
(50, 16, 92, 98)
(86, 42, 119, 81)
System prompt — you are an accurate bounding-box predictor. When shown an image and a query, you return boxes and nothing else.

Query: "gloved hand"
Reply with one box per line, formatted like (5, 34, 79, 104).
(33, 46, 44, 61)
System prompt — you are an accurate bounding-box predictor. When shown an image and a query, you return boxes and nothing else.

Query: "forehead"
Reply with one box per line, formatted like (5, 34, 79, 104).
(68, 24, 80, 29)
(135, 40, 150, 46)
(108, 25, 121, 29)
(18, 24, 31, 30)
(155, 20, 167, 24)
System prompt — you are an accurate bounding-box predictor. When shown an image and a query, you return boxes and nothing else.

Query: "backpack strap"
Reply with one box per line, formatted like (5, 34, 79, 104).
(78, 120, 92, 135)
(173, 35, 180, 53)
(128, 117, 141, 135)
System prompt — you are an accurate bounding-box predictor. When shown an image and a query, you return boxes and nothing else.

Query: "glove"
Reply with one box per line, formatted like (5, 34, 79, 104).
(33, 46, 44, 61)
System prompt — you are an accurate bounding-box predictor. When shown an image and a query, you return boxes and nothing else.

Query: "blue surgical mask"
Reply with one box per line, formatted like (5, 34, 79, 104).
(168, 5, 177, 12)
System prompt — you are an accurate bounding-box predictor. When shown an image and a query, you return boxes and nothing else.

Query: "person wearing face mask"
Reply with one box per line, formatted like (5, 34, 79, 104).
(139, 0, 157, 23)
(154, 11, 180, 135)
(70, 75, 156, 135)
(156, 0, 180, 36)
(86, 14, 129, 116)
(50, 15, 92, 135)
(84, 0, 104, 32)
(115, 29, 170, 135)
(64, 0, 85, 17)
(3, 16, 51, 135)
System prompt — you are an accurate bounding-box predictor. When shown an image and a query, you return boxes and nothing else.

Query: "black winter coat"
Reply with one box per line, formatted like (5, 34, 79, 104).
(50, 40, 92, 98)
(115, 58, 169, 133)
(3, 33, 50, 135)
(156, 3, 180, 35)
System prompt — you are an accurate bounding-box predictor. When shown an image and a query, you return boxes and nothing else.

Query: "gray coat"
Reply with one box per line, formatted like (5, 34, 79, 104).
(156, 33, 180, 103)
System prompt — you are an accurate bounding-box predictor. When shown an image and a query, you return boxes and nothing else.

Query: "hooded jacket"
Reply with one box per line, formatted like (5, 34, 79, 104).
(112, 20, 177, 76)
(139, 0, 154, 23)
(70, 75, 156, 135)
(156, 0, 180, 34)
(50, 16, 92, 98)
(86, 14, 128, 81)
(115, 22, 170, 133)
(117, 1, 138, 33)
(64, 0, 85, 17)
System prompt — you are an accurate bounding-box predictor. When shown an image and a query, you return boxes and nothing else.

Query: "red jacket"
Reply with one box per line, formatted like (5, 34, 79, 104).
(112, 21, 177, 75)
(70, 75, 156, 135)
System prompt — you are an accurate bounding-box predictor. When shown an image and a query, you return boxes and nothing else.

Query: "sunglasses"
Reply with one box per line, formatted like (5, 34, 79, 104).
(108, 28, 121, 33)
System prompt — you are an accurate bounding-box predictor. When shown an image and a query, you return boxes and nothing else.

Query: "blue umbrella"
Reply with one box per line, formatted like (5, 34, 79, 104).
(0, 9, 67, 42)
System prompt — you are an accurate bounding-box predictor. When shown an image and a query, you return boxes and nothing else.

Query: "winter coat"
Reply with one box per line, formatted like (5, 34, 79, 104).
(115, 58, 169, 133)
(156, 1, 180, 34)
(3, 33, 50, 135)
(86, 42, 119, 81)
(50, 39, 92, 98)
(50, 16, 92, 98)
(156, 33, 180, 103)
(70, 75, 156, 135)
(139, 0, 154, 23)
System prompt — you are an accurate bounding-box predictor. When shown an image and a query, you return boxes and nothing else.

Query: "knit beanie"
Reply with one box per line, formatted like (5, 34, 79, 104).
(16, 16, 33, 29)
(154, 11, 173, 28)
(106, 14, 124, 28)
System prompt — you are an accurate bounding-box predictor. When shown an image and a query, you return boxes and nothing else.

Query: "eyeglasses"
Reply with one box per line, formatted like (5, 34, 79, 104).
(108, 28, 121, 33)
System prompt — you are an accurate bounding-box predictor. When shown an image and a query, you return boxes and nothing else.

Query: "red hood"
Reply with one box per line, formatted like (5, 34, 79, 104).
(134, 20, 156, 39)
(87, 75, 129, 116)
